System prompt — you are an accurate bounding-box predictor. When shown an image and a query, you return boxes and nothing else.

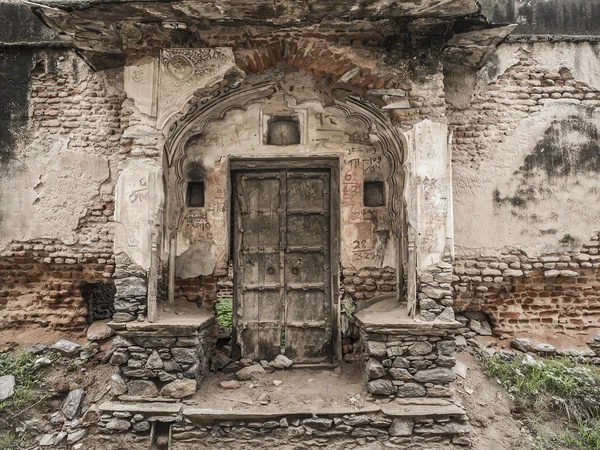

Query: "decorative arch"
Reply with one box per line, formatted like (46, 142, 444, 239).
(162, 67, 415, 311)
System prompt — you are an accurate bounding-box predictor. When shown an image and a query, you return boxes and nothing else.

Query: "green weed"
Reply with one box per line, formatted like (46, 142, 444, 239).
(562, 419, 600, 450)
(216, 297, 233, 329)
(482, 353, 600, 420)
(0, 351, 47, 411)
(0, 431, 20, 450)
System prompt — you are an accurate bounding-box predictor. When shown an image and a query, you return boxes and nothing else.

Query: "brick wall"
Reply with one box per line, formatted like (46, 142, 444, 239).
(341, 266, 397, 304)
(0, 241, 114, 330)
(453, 234, 600, 334)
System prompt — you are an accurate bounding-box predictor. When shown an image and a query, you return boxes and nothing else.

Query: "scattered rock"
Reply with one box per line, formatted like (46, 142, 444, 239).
(220, 380, 241, 389)
(34, 357, 52, 367)
(535, 343, 557, 354)
(51, 339, 81, 357)
(86, 320, 114, 341)
(468, 319, 492, 336)
(160, 379, 197, 398)
(258, 393, 271, 405)
(367, 379, 395, 396)
(55, 431, 67, 445)
(269, 354, 293, 369)
(61, 389, 85, 419)
(453, 361, 468, 379)
(236, 364, 267, 381)
(273, 380, 283, 386)
(26, 344, 49, 355)
(109, 373, 128, 396)
(0, 375, 15, 401)
(39, 433, 55, 446)
(511, 338, 536, 353)
(128, 380, 159, 398)
(66, 429, 87, 444)
(211, 351, 232, 372)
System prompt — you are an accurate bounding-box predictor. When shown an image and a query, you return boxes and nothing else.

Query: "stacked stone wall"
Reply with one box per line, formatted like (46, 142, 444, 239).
(98, 407, 470, 448)
(359, 325, 458, 399)
(109, 319, 216, 396)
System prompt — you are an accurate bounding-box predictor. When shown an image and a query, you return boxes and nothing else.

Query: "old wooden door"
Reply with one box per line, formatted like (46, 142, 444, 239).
(233, 169, 332, 364)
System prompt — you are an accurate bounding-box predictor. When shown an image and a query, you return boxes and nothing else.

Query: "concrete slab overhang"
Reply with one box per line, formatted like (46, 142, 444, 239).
(18, 0, 517, 70)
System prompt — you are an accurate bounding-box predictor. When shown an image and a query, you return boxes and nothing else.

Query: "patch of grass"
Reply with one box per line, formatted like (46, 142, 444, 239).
(216, 297, 233, 329)
(562, 419, 600, 450)
(0, 351, 47, 412)
(482, 353, 600, 420)
(0, 431, 21, 450)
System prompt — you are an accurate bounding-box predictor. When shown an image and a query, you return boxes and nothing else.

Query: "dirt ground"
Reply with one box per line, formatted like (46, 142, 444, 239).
(4, 324, 593, 449)
(189, 361, 368, 411)
(455, 350, 526, 450)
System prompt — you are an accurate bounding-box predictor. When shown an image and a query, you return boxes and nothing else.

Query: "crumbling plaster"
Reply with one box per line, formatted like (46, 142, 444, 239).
(0, 148, 110, 252)
(479, 42, 600, 93)
(0, 51, 119, 252)
(453, 42, 600, 257)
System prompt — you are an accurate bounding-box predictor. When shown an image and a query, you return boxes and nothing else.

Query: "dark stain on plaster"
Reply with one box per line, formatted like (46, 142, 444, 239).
(494, 114, 600, 210)
(522, 115, 600, 179)
(185, 160, 207, 181)
(559, 234, 576, 244)
(0, 49, 35, 165)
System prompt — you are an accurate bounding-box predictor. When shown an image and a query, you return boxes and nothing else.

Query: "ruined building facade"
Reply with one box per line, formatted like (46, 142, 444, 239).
(1, 0, 600, 443)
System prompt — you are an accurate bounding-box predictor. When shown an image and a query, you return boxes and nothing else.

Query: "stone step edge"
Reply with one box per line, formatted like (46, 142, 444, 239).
(99, 398, 466, 420)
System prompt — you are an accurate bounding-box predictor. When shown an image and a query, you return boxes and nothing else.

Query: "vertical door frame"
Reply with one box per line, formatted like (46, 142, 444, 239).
(230, 157, 341, 365)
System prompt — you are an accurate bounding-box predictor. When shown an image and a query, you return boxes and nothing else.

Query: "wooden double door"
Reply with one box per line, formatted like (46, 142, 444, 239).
(233, 168, 333, 364)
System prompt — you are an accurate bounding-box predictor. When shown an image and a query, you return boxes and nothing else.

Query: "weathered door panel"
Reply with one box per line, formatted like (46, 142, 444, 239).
(235, 172, 284, 361)
(234, 169, 332, 364)
(284, 171, 331, 363)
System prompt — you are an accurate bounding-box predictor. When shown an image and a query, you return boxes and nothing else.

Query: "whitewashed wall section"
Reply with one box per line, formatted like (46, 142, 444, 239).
(404, 120, 453, 269)
(114, 159, 164, 270)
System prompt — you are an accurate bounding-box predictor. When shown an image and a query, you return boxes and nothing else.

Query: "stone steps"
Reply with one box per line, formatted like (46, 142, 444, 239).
(99, 398, 471, 449)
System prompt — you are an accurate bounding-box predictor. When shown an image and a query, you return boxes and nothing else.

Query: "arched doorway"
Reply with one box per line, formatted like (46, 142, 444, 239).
(162, 69, 407, 365)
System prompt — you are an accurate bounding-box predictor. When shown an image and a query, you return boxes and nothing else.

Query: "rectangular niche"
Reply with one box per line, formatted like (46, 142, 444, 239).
(364, 181, 385, 207)
(187, 181, 205, 207)
(260, 109, 308, 145)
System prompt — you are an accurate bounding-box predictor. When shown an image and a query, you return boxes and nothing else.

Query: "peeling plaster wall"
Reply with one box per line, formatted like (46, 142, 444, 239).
(453, 43, 600, 256)
(450, 41, 600, 332)
(0, 51, 123, 252)
(0, 48, 126, 329)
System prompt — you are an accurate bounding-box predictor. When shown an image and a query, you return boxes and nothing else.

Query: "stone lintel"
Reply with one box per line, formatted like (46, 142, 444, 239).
(99, 401, 182, 414)
(382, 400, 465, 418)
(183, 404, 381, 421)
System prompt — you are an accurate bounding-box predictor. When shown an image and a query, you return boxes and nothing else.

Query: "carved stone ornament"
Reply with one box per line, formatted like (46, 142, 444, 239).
(157, 48, 236, 129)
